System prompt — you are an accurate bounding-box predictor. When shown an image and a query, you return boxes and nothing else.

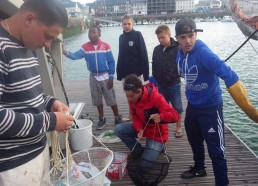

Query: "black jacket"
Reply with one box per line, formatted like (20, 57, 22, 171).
(152, 38, 180, 87)
(117, 29, 149, 81)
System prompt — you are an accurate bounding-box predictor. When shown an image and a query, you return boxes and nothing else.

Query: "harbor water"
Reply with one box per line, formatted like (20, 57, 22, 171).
(62, 22, 258, 156)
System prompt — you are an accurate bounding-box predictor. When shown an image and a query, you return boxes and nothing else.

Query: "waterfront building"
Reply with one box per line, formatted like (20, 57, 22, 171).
(210, 0, 222, 10)
(195, 0, 212, 12)
(175, 0, 195, 13)
(147, 0, 176, 14)
(132, 0, 148, 15)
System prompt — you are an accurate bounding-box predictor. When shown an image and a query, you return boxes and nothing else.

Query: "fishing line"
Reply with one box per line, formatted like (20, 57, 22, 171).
(47, 50, 70, 106)
(246, 37, 258, 55)
(225, 29, 258, 62)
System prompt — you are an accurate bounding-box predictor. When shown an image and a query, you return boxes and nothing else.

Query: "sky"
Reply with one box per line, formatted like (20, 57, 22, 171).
(72, 0, 200, 5)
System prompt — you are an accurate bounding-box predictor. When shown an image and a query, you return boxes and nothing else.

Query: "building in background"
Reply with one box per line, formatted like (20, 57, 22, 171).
(175, 0, 195, 13)
(132, 0, 147, 15)
(147, 0, 176, 14)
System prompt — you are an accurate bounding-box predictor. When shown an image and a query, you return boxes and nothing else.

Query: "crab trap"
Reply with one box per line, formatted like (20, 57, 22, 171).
(126, 148, 172, 186)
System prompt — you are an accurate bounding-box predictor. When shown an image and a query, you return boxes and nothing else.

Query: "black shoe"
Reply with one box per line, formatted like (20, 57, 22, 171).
(96, 117, 107, 130)
(181, 166, 207, 179)
(114, 115, 124, 125)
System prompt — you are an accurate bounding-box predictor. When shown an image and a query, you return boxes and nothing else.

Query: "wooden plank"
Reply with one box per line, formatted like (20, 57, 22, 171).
(64, 80, 258, 186)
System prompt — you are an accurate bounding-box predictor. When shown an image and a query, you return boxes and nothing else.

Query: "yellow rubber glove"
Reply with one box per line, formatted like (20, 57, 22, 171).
(228, 80, 258, 123)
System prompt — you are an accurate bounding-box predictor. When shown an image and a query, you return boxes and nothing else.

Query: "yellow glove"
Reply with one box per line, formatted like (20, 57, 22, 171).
(228, 80, 258, 123)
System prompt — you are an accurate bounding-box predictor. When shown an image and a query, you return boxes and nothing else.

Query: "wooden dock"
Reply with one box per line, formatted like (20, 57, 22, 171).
(64, 80, 258, 186)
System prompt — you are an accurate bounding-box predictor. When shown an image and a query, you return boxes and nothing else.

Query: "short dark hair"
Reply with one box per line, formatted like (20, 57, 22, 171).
(89, 26, 101, 34)
(19, 0, 68, 28)
(123, 74, 142, 93)
(155, 25, 170, 35)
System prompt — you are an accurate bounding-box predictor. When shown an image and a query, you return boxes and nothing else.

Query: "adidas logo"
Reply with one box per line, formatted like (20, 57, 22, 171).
(208, 127, 216, 133)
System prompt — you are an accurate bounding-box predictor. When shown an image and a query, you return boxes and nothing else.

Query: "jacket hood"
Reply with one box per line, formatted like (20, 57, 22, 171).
(138, 82, 158, 105)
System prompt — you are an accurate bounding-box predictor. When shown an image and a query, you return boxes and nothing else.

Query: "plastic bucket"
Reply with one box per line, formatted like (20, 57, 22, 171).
(69, 119, 93, 151)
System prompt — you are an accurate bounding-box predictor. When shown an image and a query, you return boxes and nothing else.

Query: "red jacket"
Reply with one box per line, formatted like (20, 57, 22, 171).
(130, 83, 179, 143)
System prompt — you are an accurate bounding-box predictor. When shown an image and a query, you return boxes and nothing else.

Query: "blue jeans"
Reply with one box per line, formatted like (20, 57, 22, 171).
(158, 83, 183, 113)
(114, 122, 164, 171)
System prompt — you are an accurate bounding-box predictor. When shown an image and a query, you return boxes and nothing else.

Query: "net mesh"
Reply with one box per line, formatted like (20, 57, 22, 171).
(127, 149, 172, 186)
(49, 147, 113, 186)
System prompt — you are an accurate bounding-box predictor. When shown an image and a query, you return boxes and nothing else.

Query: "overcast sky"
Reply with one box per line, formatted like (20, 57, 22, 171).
(72, 0, 200, 5)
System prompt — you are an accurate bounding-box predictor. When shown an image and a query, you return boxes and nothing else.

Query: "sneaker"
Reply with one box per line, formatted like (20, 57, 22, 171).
(181, 166, 207, 179)
(96, 117, 107, 130)
(115, 115, 124, 125)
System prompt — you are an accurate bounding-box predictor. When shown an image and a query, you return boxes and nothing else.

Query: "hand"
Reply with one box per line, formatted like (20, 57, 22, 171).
(150, 113, 161, 123)
(107, 80, 113, 89)
(54, 112, 74, 133)
(62, 45, 67, 56)
(51, 100, 69, 113)
(137, 129, 145, 140)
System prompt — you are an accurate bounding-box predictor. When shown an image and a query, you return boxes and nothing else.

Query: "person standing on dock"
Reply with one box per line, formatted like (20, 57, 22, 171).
(175, 17, 258, 186)
(152, 25, 184, 138)
(116, 15, 149, 121)
(63, 26, 124, 130)
(0, 0, 75, 185)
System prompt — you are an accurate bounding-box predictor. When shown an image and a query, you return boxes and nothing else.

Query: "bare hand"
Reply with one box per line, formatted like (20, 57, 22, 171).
(107, 80, 113, 89)
(150, 113, 161, 123)
(54, 112, 74, 133)
(62, 45, 67, 55)
(137, 129, 145, 140)
(51, 100, 69, 113)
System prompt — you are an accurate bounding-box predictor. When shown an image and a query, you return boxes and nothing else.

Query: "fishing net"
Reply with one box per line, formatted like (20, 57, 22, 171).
(127, 148, 172, 186)
(49, 147, 113, 186)
(49, 118, 113, 186)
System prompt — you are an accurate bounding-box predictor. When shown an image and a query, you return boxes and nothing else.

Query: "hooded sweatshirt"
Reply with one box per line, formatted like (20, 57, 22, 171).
(117, 29, 149, 81)
(176, 39, 239, 108)
(130, 83, 179, 143)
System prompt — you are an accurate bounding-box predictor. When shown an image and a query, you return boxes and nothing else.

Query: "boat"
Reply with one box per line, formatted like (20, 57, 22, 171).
(165, 19, 171, 24)
(136, 20, 142, 25)
(221, 15, 234, 22)
(194, 17, 201, 23)
(142, 20, 149, 25)
(1, 1, 258, 185)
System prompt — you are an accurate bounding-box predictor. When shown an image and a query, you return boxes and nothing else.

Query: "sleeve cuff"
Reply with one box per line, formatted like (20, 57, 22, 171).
(109, 74, 114, 80)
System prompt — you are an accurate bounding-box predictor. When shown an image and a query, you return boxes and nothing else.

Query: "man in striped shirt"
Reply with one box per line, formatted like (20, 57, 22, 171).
(0, 0, 74, 185)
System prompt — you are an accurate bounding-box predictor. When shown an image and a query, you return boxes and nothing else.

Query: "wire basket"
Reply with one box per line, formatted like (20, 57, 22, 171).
(127, 149, 172, 186)
(49, 147, 113, 186)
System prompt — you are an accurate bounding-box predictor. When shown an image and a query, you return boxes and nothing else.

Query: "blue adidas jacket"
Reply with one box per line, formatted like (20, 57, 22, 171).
(66, 39, 115, 79)
(176, 39, 239, 108)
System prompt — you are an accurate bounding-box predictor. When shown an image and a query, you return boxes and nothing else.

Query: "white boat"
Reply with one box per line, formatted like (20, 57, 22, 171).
(194, 17, 201, 23)
(136, 21, 142, 25)
(221, 15, 234, 22)
(171, 18, 177, 24)
(165, 19, 171, 24)
(142, 20, 149, 25)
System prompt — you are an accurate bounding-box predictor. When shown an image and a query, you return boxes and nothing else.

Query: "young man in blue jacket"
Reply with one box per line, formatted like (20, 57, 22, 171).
(63, 26, 123, 129)
(175, 18, 258, 186)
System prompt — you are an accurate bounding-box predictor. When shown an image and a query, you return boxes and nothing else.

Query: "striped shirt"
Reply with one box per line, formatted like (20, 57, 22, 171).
(0, 27, 57, 172)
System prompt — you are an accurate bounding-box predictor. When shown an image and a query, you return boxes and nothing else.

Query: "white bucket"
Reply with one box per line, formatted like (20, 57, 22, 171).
(69, 119, 93, 151)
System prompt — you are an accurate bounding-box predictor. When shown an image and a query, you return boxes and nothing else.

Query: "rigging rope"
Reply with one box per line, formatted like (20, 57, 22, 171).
(47, 51, 70, 106)
(225, 29, 258, 62)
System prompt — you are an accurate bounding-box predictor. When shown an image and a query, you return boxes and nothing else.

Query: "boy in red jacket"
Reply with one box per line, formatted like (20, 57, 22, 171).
(114, 74, 179, 171)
